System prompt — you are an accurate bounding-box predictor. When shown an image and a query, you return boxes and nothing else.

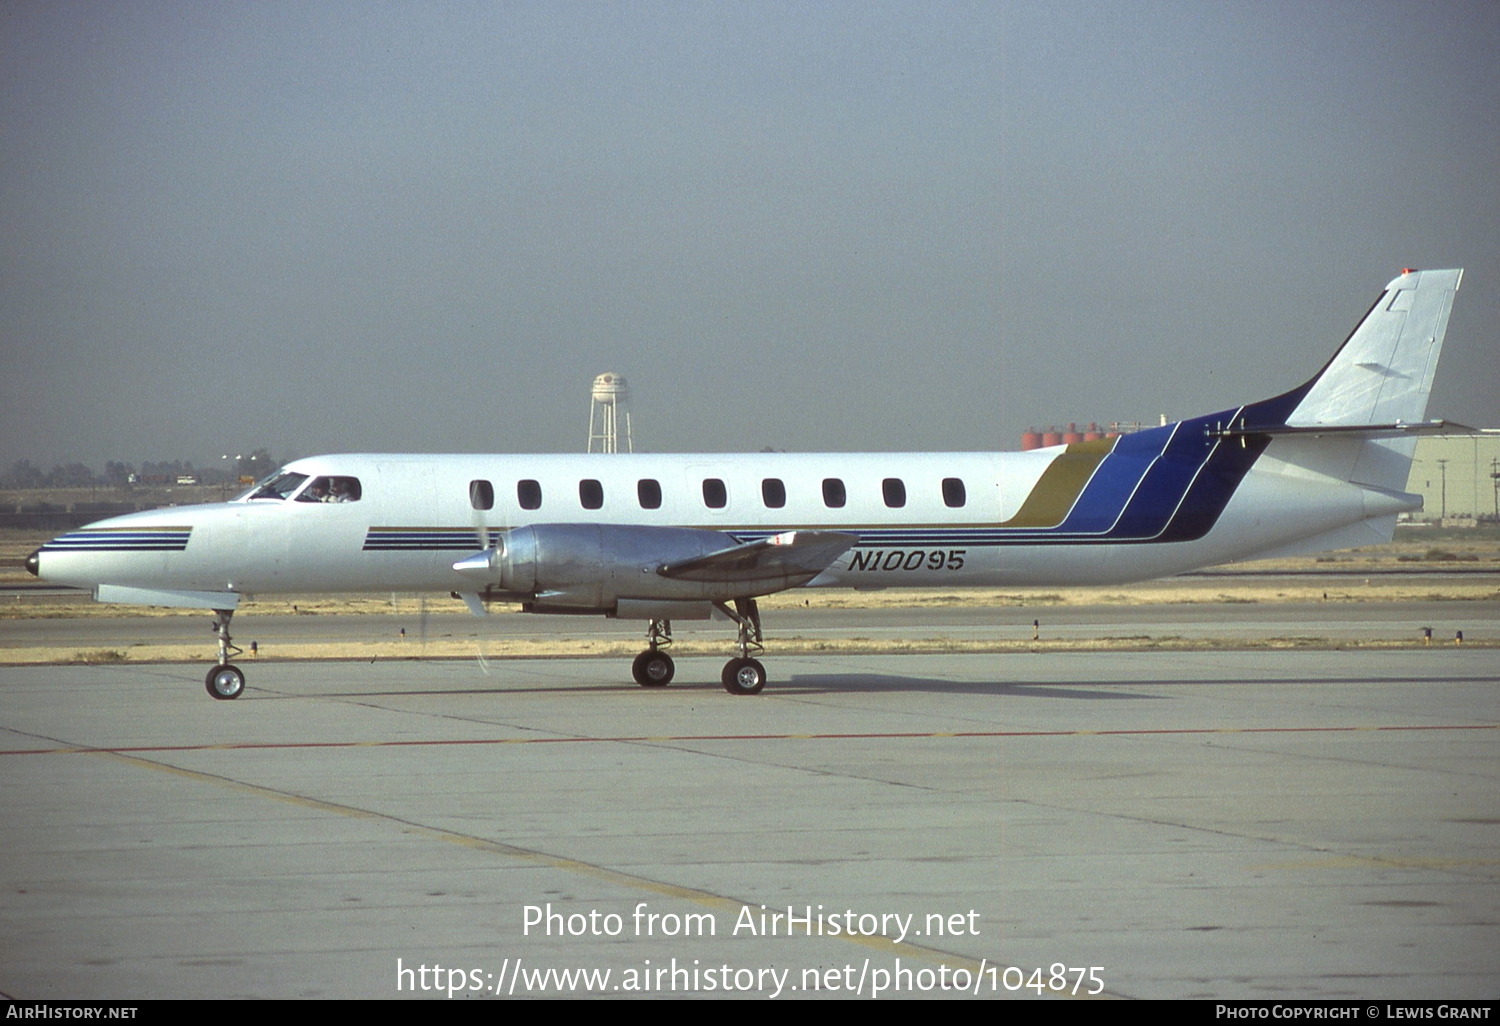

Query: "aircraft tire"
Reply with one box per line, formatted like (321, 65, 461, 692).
(205, 664, 246, 700)
(721, 657, 766, 696)
(632, 650, 674, 687)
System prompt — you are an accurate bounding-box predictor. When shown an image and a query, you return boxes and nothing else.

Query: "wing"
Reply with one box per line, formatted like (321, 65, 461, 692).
(655, 530, 857, 588)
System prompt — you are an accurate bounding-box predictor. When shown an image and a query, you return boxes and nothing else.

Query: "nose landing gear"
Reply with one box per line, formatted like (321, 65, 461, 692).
(204, 608, 245, 699)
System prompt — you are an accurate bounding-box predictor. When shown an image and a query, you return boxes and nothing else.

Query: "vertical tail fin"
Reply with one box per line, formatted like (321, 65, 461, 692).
(1286, 268, 1462, 430)
(1239, 268, 1463, 492)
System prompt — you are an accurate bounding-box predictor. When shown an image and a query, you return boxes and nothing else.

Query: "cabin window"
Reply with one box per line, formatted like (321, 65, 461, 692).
(294, 476, 362, 503)
(470, 480, 494, 511)
(942, 477, 966, 508)
(882, 478, 906, 508)
(517, 479, 542, 510)
(702, 478, 727, 509)
(637, 479, 662, 509)
(579, 479, 604, 510)
(248, 472, 307, 501)
(822, 478, 846, 508)
(761, 478, 786, 509)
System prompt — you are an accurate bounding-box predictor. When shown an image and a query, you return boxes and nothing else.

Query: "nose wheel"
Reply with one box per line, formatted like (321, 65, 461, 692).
(204, 608, 246, 700)
(206, 664, 246, 699)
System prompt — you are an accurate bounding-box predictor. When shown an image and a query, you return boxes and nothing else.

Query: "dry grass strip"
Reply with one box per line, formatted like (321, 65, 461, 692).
(3, 634, 1495, 667)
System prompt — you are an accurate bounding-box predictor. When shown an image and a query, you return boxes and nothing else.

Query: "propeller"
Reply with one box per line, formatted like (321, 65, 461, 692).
(463, 477, 509, 672)
(470, 479, 492, 553)
(454, 477, 506, 614)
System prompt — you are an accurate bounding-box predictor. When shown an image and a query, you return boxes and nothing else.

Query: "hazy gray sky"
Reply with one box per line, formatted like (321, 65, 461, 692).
(3, 0, 1497, 469)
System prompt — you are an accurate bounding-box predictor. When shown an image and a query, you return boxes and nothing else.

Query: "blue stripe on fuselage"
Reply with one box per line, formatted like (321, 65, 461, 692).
(1106, 419, 1217, 539)
(1053, 427, 1170, 534)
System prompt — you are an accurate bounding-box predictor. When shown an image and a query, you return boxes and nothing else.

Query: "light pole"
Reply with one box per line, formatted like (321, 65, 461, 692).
(1436, 458, 1448, 521)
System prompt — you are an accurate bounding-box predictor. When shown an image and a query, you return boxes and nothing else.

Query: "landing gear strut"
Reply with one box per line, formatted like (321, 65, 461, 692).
(624, 600, 771, 694)
(204, 608, 245, 700)
(715, 598, 767, 696)
(631, 618, 675, 687)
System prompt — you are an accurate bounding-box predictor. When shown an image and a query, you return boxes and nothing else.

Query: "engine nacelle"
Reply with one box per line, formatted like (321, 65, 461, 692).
(468, 523, 743, 612)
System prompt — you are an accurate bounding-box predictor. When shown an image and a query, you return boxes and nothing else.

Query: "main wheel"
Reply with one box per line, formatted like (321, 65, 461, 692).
(721, 657, 767, 696)
(632, 650, 675, 687)
(205, 664, 246, 700)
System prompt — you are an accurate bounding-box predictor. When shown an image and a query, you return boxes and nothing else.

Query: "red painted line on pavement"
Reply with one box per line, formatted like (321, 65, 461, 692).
(2, 722, 1495, 757)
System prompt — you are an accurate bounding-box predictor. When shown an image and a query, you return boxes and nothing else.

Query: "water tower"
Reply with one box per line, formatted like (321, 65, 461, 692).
(586, 373, 633, 453)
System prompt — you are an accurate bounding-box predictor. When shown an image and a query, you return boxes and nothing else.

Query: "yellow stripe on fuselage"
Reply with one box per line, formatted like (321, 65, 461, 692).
(999, 438, 1114, 528)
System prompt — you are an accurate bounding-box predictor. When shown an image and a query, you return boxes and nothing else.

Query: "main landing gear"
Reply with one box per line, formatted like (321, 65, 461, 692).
(715, 598, 766, 696)
(632, 619, 676, 687)
(204, 608, 246, 700)
(628, 599, 769, 695)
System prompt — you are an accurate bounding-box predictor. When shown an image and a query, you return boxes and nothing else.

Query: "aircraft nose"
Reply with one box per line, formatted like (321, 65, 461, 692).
(25, 549, 41, 577)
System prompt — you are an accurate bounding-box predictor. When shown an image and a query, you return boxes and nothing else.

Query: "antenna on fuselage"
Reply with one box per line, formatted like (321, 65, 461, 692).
(587, 372, 633, 453)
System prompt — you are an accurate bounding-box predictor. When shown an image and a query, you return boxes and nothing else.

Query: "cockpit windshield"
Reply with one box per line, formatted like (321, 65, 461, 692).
(238, 470, 363, 503)
(242, 471, 308, 501)
(294, 476, 362, 503)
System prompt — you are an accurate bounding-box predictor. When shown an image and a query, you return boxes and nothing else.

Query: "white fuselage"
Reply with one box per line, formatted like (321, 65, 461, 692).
(36, 440, 1414, 606)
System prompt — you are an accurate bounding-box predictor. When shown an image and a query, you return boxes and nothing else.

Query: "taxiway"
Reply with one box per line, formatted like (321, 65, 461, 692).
(1, 645, 1496, 999)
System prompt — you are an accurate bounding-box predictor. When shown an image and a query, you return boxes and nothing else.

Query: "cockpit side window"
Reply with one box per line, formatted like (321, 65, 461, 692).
(247, 472, 308, 501)
(294, 476, 363, 503)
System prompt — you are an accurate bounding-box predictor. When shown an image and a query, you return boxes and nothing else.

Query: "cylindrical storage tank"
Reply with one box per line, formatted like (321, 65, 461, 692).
(1041, 427, 1063, 447)
(591, 372, 629, 402)
(1083, 421, 1103, 442)
(1062, 422, 1084, 445)
(1020, 428, 1043, 451)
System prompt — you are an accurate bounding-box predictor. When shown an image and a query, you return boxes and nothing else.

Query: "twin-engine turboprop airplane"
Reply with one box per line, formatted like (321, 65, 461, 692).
(30, 269, 1464, 700)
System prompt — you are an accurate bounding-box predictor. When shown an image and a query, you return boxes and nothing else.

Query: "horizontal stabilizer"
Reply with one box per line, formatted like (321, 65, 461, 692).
(1212, 419, 1476, 440)
(657, 530, 857, 585)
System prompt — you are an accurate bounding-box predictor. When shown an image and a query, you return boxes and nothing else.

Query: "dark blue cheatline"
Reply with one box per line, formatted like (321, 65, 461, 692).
(41, 527, 193, 552)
